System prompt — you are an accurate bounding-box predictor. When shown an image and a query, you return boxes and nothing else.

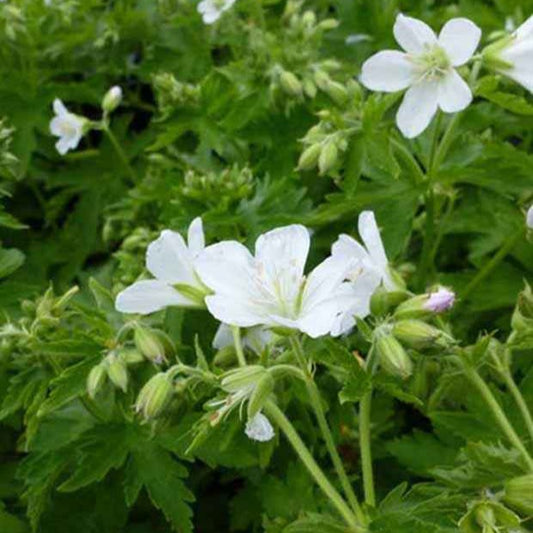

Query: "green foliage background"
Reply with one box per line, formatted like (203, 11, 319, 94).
(0, 0, 532, 532)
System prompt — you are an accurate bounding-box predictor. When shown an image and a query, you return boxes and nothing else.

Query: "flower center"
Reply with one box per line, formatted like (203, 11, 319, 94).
(414, 45, 451, 80)
(59, 118, 78, 138)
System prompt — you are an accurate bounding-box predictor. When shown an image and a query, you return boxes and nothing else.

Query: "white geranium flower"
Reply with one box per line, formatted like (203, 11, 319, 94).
(488, 15, 533, 93)
(360, 14, 481, 138)
(330, 211, 395, 335)
(115, 218, 209, 314)
(213, 324, 274, 355)
(527, 205, 533, 229)
(245, 412, 275, 442)
(195, 225, 355, 339)
(197, 0, 236, 24)
(49, 99, 87, 155)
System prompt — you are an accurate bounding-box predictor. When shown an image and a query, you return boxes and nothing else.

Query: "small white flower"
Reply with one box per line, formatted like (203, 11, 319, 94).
(195, 225, 355, 339)
(197, 0, 236, 25)
(360, 14, 481, 138)
(330, 211, 395, 335)
(527, 205, 533, 229)
(115, 218, 208, 314)
(49, 99, 87, 155)
(245, 412, 275, 442)
(213, 324, 274, 355)
(423, 287, 455, 312)
(490, 15, 533, 93)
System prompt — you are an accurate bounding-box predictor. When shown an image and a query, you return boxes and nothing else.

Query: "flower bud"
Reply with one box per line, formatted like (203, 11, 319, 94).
(247, 372, 274, 419)
(313, 69, 331, 91)
(134, 325, 167, 364)
(503, 474, 533, 515)
(459, 500, 521, 533)
(221, 365, 267, 394)
(369, 286, 409, 316)
(213, 345, 237, 368)
(298, 144, 321, 170)
(394, 287, 455, 320)
(324, 80, 348, 105)
(106, 353, 128, 392)
(375, 334, 413, 379)
(301, 10, 316, 28)
(318, 140, 338, 175)
(245, 412, 275, 442)
(279, 70, 303, 97)
(317, 18, 339, 31)
(511, 283, 533, 333)
(102, 85, 122, 113)
(119, 347, 145, 364)
(302, 78, 317, 98)
(87, 364, 107, 399)
(135, 372, 174, 420)
(392, 320, 453, 350)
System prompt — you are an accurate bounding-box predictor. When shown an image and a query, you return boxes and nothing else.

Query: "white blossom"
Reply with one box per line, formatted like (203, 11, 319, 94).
(49, 99, 86, 155)
(360, 14, 481, 138)
(330, 211, 395, 335)
(527, 205, 533, 229)
(423, 287, 455, 312)
(490, 15, 533, 93)
(195, 225, 355, 339)
(245, 412, 275, 442)
(115, 218, 208, 314)
(197, 0, 236, 25)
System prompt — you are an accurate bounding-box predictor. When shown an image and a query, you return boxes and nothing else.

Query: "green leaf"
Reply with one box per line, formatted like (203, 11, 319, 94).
(0, 247, 25, 278)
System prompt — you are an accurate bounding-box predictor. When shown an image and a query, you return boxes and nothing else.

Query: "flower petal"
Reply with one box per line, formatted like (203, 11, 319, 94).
(53, 98, 68, 116)
(187, 217, 205, 257)
(115, 280, 190, 314)
(438, 18, 481, 67)
(437, 69, 472, 113)
(358, 211, 387, 272)
(254, 225, 310, 305)
(332, 234, 368, 265)
(396, 81, 439, 138)
(297, 298, 344, 338)
(360, 51, 415, 92)
(245, 413, 275, 442)
(146, 230, 196, 285)
(393, 13, 437, 54)
(515, 14, 533, 41)
(204, 294, 266, 327)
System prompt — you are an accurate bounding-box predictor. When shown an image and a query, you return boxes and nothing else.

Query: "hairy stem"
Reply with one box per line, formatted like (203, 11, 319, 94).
(290, 336, 365, 523)
(264, 401, 363, 531)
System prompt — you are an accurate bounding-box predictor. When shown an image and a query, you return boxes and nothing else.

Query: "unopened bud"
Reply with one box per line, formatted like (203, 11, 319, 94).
(512, 283, 533, 332)
(375, 334, 413, 379)
(318, 140, 338, 175)
(119, 347, 145, 364)
(325, 80, 348, 105)
(301, 10, 316, 28)
(247, 372, 274, 419)
(87, 364, 107, 399)
(302, 78, 317, 98)
(213, 346, 237, 368)
(459, 501, 521, 533)
(106, 353, 128, 392)
(503, 474, 533, 515)
(313, 69, 330, 91)
(298, 144, 321, 170)
(221, 365, 267, 394)
(395, 287, 455, 320)
(317, 18, 339, 30)
(279, 70, 303, 97)
(134, 325, 167, 364)
(393, 320, 453, 350)
(102, 85, 122, 113)
(135, 372, 174, 420)
(369, 286, 409, 316)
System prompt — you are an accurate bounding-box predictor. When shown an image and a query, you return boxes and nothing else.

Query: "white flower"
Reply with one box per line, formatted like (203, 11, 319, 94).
(423, 287, 455, 312)
(195, 225, 355, 339)
(213, 324, 274, 355)
(115, 218, 208, 314)
(49, 99, 87, 155)
(527, 205, 533, 229)
(197, 0, 236, 24)
(330, 211, 395, 335)
(360, 14, 481, 138)
(489, 15, 533, 93)
(245, 412, 275, 442)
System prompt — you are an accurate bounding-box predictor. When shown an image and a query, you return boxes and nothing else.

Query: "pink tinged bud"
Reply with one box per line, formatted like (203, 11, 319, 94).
(423, 288, 455, 313)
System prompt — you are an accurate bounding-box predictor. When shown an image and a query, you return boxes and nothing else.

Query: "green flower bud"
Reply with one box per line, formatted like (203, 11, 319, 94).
(119, 347, 145, 364)
(302, 78, 317, 98)
(298, 144, 321, 170)
(301, 10, 316, 28)
(317, 18, 339, 31)
(376, 334, 413, 379)
(318, 140, 338, 175)
(369, 286, 409, 316)
(392, 320, 453, 350)
(459, 501, 521, 533)
(213, 346, 237, 368)
(503, 474, 533, 515)
(247, 372, 274, 419)
(325, 80, 348, 105)
(102, 86, 122, 114)
(135, 372, 174, 421)
(106, 353, 128, 392)
(221, 365, 267, 394)
(313, 69, 330, 91)
(134, 325, 167, 364)
(394, 287, 455, 320)
(87, 364, 107, 399)
(279, 70, 303, 97)
(511, 283, 533, 333)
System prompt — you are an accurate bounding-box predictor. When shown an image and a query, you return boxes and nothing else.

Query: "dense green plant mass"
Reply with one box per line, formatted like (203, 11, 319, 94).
(1, 0, 533, 532)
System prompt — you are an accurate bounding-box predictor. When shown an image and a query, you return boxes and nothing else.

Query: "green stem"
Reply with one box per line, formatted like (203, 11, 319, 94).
(460, 228, 523, 303)
(359, 389, 375, 506)
(231, 326, 247, 367)
(263, 401, 362, 531)
(501, 369, 533, 447)
(290, 337, 365, 522)
(463, 365, 533, 471)
(103, 126, 138, 182)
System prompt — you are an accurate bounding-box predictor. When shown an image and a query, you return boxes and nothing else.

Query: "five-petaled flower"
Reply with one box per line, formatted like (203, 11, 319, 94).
(331, 211, 396, 335)
(360, 14, 481, 138)
(197, 0, 236, 24)
(49, 99, 87, 155)
(195, 224, 356, 338)
(115, 218, 209, 314)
